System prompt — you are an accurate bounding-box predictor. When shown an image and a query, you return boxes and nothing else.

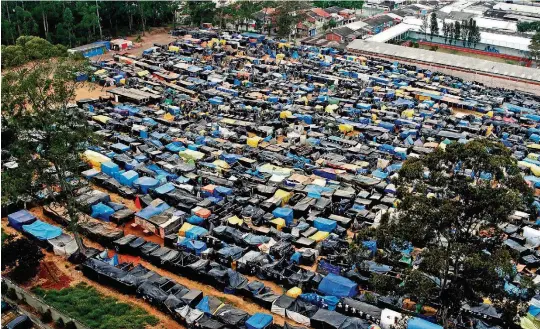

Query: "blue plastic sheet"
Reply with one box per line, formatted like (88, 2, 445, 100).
(246, 313, 273, 329)
(186, 226, 209, 239)
(8, 210, 37, 231)
(314, 217, 337, 232)
(272, 207, 293, 225)
(318, 273, 358, 297)
(22, 220, 62, 241)
(135, 202, 170, 220)
(91, 202, 115, 221)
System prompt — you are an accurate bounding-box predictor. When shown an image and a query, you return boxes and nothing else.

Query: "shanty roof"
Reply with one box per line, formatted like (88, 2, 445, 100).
(346, 40, 540, 83)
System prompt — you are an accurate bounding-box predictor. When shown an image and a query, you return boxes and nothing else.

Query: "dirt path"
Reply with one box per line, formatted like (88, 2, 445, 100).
(2, 210, 297, 327)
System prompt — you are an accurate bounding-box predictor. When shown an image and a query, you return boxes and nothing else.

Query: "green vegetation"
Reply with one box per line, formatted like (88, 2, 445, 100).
(2, 237, 44, 283)
(1, 35, 68, 68)
(349, 140, 534, 328)
(1, 2, 177, 47)
(313, 1, 365, 9)
(529, 31, 540, 61)
(33, 283, 159, 329)
(517, 21, 540, 33)
(2, 58, 98, 251)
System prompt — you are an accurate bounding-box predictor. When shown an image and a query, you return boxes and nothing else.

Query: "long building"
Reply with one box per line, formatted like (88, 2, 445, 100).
(346, 39, 540, 95)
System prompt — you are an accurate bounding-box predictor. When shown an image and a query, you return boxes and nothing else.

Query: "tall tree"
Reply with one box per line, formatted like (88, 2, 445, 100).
(442, 21, 449, 44)
(419, 14, 429, 40)
(453, 21, 461, 45)
(273, 1, 308, 40)
(2, 58, 98, 253)
(429, 12, 438, 41)
(376, 139, 534, 328)
(530, 31, 540, 61)
(460, 19, 469, 46)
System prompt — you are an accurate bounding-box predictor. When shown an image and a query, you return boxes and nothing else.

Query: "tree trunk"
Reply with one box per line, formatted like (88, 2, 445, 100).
(42, 10, 48, 40)
(96, 0, 103, 39)
(139, 3, 145, 36)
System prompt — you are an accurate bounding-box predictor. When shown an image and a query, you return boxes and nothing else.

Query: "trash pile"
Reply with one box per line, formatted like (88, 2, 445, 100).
(6, 28, 540, 329)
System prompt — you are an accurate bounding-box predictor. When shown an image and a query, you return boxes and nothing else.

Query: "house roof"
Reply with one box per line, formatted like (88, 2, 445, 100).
(324, 6, 345, 14)
(312, 8, 331, 18)
(363, 15, 395, 27)
(329, 26, 355, 37)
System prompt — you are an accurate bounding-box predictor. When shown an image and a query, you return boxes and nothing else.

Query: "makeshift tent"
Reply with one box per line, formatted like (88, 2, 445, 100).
(246, 313, 273, 329)
(22, 220, 63, 241)
(318, 273, 358, 297)
(197, 296, 225, 315)
(310, 309, 348, 329)
(8, 210, 37, 231)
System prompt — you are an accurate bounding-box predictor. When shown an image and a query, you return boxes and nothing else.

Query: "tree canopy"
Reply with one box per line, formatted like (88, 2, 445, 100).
(369, 139, 534, 328)
(2, 57, 98, 251)
(2, 237, 44, 283)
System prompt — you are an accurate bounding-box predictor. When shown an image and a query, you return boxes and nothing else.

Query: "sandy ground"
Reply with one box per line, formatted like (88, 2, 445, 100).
(90, 28, 177, 61)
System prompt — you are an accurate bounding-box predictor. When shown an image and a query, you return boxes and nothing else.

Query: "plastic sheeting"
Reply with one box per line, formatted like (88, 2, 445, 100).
(22, 220, 62, 241)
(8, 210, 37, 231)
(246, 313, 273, 329)
(318, 273, 358, 297)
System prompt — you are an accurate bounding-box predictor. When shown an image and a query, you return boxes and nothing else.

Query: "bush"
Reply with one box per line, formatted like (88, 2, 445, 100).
(2, 35, 70, 68)
(413, 42, 420, 48)
(2, 237, 44, 283)
(33, 283, 159, 329)
(41, 309, 53, 323)
(430, 45, 439, 51)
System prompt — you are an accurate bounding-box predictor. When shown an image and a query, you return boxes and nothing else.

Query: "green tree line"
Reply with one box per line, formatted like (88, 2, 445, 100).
(1, 1, 178, 47)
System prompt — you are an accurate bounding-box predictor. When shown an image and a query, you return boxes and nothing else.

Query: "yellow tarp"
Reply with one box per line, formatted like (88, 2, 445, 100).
(227, 216, 243, 226)
(169, 45, 180, 52)
(92, 115, 111, 124)
(83, 150, 111, 169)
(486, 111, 494, 118)
(179, 222, 194, 236)
(528, 144, 540, 150)
(280, 111, 293, 119)
(339, 124, 353, 133)
(221, 118, 236, 125)
(521, 314, 540, 329)
(247, 136, 262, 147)
(179, 149, 205, 161)
(163, 113, 174, 121)
(94, 69, 107, 76)
(213, 160, 230, 169)
(310, 231, 330, 242)
(137, 70, 149, 77)
(325, 104, 338, 113)
(402, 109, 414, 118)
(274, 189, 292, 205)
(286, 287, 302, 298)
(259, 164, 293, 177)
(271, 218, 286, 230)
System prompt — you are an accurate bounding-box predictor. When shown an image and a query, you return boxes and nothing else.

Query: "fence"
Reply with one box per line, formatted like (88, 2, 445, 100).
(3, 278, 91, 329)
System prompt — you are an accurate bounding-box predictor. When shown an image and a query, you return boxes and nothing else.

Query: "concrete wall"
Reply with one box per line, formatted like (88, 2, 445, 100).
(3, 279, 90, 329)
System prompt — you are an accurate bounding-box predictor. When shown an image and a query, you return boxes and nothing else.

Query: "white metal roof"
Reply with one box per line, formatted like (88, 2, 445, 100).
(365, 23, 416, 42)
(493, 3, 540, 15)
(346, 39, 540, 83)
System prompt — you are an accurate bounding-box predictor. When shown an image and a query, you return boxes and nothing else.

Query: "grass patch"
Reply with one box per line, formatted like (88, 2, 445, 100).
(32, 283, 159, 329)
(2, 230, 10, 244)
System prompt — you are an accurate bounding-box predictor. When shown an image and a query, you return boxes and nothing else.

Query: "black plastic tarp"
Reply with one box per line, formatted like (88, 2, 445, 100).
(215, 305, 249, 327)
(310, 309, 348, 329)
(338, 317, 371, 329)
(137, 281, 168, 307)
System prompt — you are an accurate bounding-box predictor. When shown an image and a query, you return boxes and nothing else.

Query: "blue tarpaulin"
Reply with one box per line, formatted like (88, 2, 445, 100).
(246, 313, 273, 329)
(91, 202, 115, 221)
(318, 273, 358, 297)
(135, 202, 171, 220)
(8, 210, 37, 231)
(179, 238, 207, 255)
(154, 182, 175, 195)
(408, 318, 442, 329)
(314, 217, 337, 232)
(186, 226, 208, 239)
(299, 293, 339, 310)
(272, 207, 293, 225)
(101, 161, 119, 176)
(133, 176, 160, 193)
(187, 215, 205, 225)
(22, 220, 62, 241)
(118, 170, 138, 187)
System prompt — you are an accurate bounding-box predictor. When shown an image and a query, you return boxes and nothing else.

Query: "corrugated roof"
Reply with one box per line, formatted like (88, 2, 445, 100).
(346, 40, 540, 83)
